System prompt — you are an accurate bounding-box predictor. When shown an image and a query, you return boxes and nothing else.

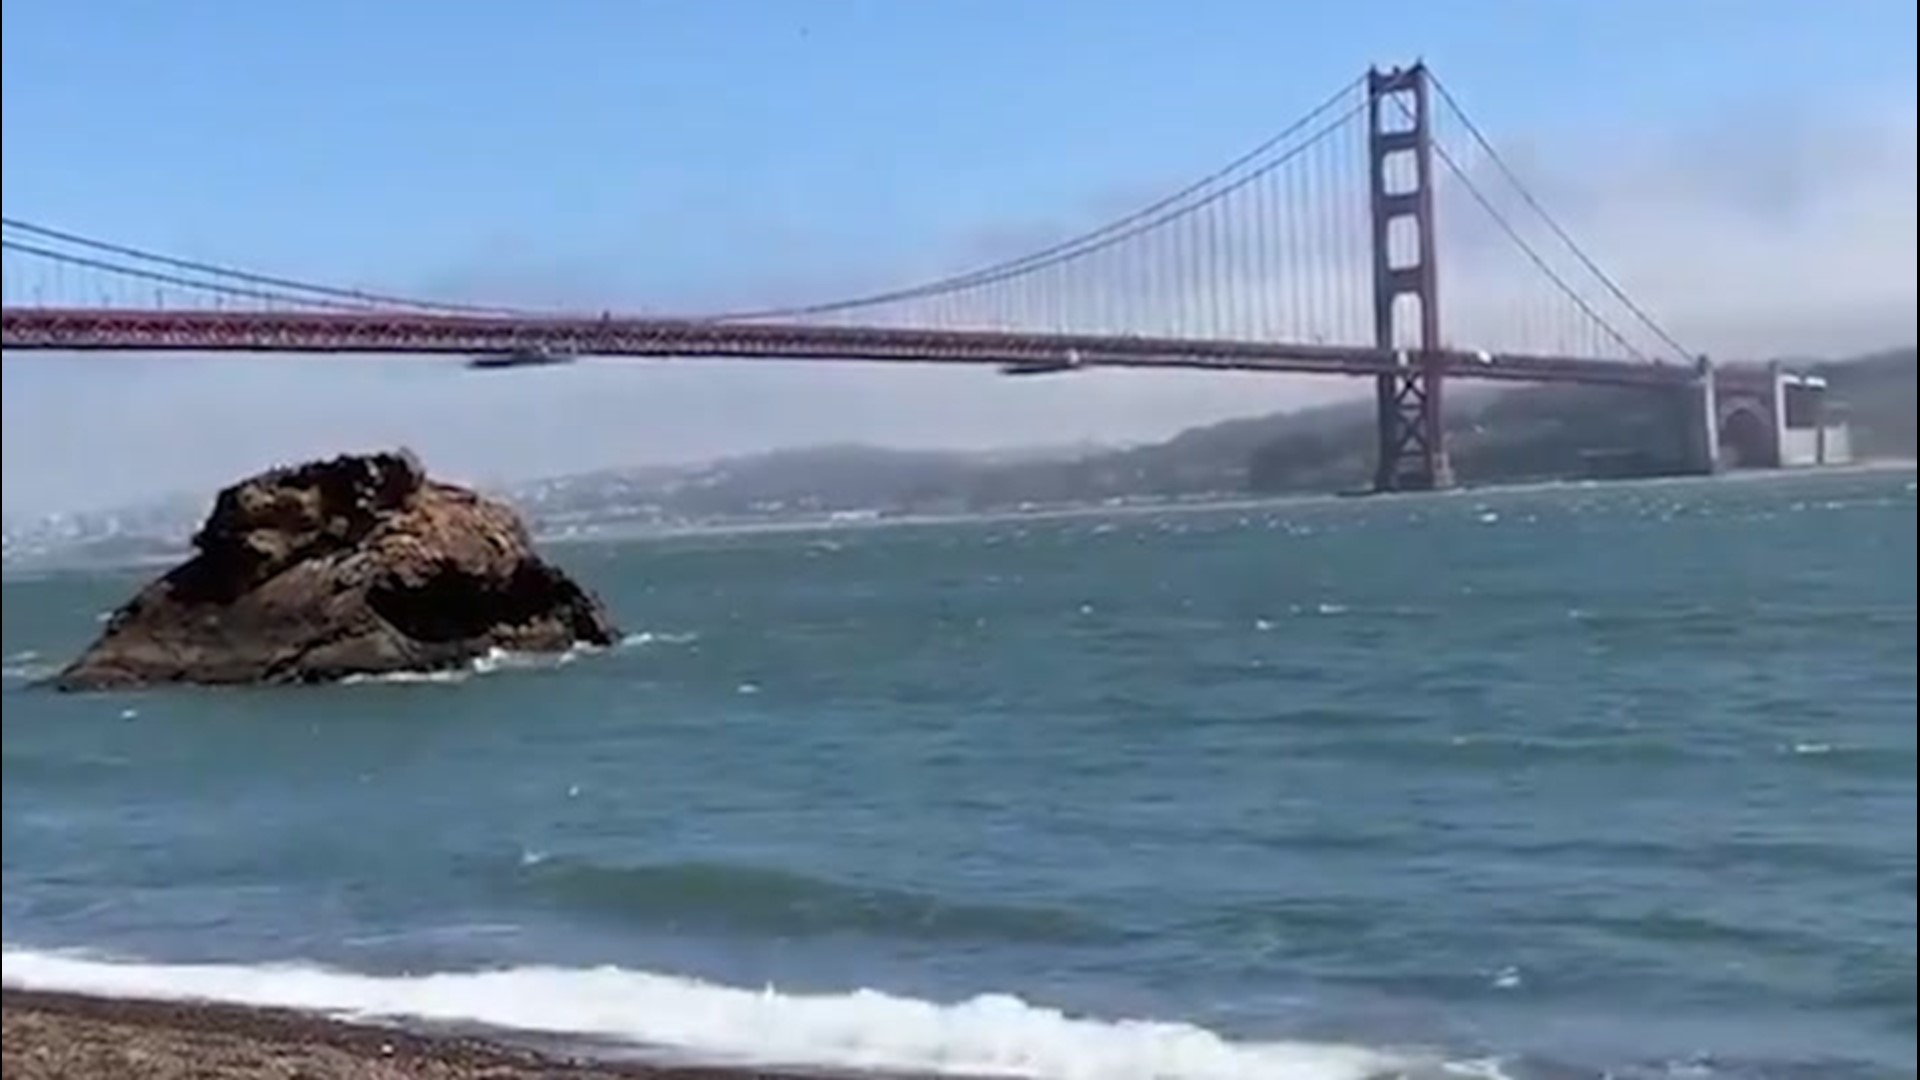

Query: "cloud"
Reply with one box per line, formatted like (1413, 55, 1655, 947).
(4, 88, 1913, 517)
(1436, 94, 1917, 360)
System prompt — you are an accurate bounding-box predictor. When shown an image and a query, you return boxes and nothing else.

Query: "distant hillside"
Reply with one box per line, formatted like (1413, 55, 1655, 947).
(1243, 346, 1917, 493)
(1817, 347, 1916, 459)
(7, 347, 1912, 567)
(510, 442, 1116, 529)
(512, 346, 1912, 525)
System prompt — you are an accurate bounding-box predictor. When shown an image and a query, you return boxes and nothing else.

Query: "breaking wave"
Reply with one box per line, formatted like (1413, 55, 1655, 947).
(0, 947, 1457, 1080)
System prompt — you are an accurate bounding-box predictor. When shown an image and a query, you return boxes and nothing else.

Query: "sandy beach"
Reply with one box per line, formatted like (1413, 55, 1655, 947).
(1, 990, 939, 1080)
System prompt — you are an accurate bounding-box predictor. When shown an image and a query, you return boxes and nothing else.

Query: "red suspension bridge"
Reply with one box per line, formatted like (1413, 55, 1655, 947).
(3, 64, 1768, 490)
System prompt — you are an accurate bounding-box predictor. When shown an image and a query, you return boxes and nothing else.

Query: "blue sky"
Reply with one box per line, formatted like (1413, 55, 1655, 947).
(3, 1, 1915, 515)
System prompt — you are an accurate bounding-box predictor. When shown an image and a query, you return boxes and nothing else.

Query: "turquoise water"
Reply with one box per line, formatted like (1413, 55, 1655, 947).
(3, 469, 1915, 1079)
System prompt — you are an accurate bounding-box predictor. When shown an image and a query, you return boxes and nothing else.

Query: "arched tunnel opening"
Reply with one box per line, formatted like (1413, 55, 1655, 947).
(1718, 405, 1775, 469)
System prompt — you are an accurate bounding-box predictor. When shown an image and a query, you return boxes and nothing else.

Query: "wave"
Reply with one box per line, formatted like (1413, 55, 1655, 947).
(337, 644, 595, 685)
(0, 947, 1447, 1080)
(1, 662, 58, 684)
(5, 629, 695, 690)
(506, 855, 1122, 945)
(339, 629, 696, 686)
(2, 649, 58, 684)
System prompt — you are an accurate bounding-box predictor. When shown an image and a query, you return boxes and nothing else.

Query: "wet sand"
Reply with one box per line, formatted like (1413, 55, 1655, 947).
(1, 989, 945, 1080)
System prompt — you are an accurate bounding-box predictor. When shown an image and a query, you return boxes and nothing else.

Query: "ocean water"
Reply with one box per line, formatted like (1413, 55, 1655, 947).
(3, 468, 1914, 1080)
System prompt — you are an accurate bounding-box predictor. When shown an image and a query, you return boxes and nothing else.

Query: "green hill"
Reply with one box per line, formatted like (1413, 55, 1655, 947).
(1244, 346, 1916, 494)
(512, 346, 1916, 525)
(13, 348, 1909, 563)
(1816, 347, 1917, 459)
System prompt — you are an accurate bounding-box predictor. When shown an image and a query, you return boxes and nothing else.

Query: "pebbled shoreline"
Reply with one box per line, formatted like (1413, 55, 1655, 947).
(1, 989, 950, 1080)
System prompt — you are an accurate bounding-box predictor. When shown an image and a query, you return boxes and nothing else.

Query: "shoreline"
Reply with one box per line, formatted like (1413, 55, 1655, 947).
(1, 989, 955, 1080)
(10, 456, 1912, 581)
(541, 457, 1920, 545)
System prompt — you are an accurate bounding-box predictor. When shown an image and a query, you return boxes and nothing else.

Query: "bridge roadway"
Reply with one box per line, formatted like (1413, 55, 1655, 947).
(0, 308, 1696, 389)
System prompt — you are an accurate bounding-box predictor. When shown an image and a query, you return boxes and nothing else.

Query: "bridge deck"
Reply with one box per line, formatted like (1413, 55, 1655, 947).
(1, 308, 1695, 389)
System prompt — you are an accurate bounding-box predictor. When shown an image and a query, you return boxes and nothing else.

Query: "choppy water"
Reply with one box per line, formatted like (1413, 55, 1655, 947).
(3, 469, 1915, 1080)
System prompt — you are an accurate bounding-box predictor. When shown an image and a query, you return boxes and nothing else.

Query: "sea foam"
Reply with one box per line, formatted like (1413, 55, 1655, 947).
(1, 947, 1440, 1080)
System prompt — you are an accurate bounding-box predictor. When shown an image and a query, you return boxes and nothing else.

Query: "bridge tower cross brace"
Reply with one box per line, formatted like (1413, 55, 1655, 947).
(1367, 63, 1454, 492)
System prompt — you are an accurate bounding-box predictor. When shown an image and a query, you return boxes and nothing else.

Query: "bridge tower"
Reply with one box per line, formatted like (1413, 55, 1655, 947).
(1367, 63, 1453, 492)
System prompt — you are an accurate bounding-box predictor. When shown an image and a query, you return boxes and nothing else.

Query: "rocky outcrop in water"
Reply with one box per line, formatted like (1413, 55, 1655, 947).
(53, 450, 619, 691)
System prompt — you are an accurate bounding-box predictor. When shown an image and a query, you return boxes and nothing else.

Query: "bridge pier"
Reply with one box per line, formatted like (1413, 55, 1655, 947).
(1667, 355, 1864, 475)
(1367, 63, 1453, 493)
(1373, 363, 1454, 491)
(1676, 355, 1722, 475)
(1710, 361, 1853, 470)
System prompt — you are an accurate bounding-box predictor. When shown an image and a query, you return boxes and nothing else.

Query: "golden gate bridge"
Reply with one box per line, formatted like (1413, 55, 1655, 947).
(3, 65, 1788, 490)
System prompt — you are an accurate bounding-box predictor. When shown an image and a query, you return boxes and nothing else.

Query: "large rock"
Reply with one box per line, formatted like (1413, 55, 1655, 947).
(54, 450, 620, 690)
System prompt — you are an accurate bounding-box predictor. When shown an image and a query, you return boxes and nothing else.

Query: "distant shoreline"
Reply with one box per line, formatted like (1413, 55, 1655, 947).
(532, 457, 1920, 546)
(6, 458, 1915, 578)
(1, 988, 952, 1080)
